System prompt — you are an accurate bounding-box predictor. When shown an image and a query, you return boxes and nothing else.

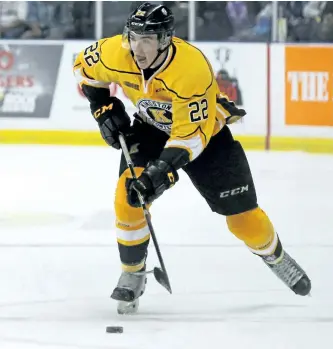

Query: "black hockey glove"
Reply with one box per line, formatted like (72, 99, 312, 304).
(127, 160, 179, 208)
(217, 97, 246, 124)
(92, 97, 131, 149)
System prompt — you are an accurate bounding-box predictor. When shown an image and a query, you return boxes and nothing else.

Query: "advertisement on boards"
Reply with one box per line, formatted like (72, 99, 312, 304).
(50, 41, 137, 130)
(196, 42, 267, 135)
(285, 46, 333, 127)
(50, 41, 95, 130)
(0, 43, 62, 118)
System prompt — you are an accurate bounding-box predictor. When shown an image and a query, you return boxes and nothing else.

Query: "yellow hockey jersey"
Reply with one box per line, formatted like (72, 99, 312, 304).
(74, 35, 232, 161)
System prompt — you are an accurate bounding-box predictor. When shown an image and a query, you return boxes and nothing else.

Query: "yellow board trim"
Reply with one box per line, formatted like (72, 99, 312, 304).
(234, 136, 266, 150)
(269, 137, 333, 153)
(1, 130, 332, 154)
(0, 130, 106, 146)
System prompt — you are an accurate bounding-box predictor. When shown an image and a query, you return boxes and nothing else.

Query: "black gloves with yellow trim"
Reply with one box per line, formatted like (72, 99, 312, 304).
(93, 97, 131, 149)
(126, 145, 189, 207)
(82, 85, 131, 149)
(217, 97, 246, 124)
(127, 159, 179, 208)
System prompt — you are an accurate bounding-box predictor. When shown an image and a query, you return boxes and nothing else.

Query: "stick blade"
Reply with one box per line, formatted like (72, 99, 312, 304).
(153, 267, 172, 294)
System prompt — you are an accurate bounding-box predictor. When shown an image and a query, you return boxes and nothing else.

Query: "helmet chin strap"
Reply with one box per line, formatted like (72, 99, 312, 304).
(145, 44, 170, 70)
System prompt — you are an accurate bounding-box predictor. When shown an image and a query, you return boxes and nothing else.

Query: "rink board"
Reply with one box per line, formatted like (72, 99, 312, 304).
(0, 41, 332, 153)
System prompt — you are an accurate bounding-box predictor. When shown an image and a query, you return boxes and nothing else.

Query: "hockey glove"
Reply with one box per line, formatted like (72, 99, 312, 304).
(127, 160, 179, 208)
(92, 97, 131, 149)
(217, 97, 246, 124)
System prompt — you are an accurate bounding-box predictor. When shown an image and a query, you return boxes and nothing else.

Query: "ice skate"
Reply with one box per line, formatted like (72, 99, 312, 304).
(111, 270, 147, 315)
(263, 250, 311, 296)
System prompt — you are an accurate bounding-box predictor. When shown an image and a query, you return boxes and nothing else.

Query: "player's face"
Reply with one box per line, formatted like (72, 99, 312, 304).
(129, 32, 159, 69)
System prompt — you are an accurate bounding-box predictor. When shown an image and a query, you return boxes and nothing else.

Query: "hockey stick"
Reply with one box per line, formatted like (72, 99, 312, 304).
(118, 133, 172, 294)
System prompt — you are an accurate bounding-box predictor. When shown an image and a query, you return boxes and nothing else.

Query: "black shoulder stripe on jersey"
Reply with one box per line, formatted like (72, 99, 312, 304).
(155, 39, 214, 100)
(100, 38, 109, 45)
(100, 60, 141, 76)
(100, 39, 141, 76)
(74, 63, 81, 68)
(155, 77, 213, 100)
(184, 40, 215, 77)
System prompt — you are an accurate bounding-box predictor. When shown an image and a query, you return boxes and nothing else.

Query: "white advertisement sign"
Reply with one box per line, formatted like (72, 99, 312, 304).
(195, 42, 267, 136)
(0, 41, 63, 130)
(0, 41, 268, 136)
(51, 41, 137, 131)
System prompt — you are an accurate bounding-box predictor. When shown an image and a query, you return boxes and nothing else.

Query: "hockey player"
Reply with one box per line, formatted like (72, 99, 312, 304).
(73, 2, 311, 314)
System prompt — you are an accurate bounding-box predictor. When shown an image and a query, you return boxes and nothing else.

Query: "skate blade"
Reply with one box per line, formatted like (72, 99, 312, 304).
(111, 287, 135, 302)
(117, 299, 139, 315)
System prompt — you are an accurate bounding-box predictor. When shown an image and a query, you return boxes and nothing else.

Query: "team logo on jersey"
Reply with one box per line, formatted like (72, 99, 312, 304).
(137, 99, 172, 132)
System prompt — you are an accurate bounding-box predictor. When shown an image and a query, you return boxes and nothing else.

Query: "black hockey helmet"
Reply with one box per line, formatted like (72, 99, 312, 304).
(122, 2, 175, 50)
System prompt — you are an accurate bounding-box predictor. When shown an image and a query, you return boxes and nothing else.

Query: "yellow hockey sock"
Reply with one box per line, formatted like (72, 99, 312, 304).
(226, 207, 278, 256)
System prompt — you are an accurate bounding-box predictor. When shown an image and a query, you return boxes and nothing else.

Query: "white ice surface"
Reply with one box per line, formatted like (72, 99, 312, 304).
(0, 145, 332, 349)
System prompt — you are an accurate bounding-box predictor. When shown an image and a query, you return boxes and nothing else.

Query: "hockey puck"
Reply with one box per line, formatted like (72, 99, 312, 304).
(106, 326, 123, 333)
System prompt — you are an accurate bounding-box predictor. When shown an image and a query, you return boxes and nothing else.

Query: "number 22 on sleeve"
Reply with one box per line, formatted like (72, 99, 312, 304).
(83, 42, 100, 67)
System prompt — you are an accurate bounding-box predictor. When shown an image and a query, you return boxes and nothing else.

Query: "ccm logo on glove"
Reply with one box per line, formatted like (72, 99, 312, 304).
(94, 103, 113, 119)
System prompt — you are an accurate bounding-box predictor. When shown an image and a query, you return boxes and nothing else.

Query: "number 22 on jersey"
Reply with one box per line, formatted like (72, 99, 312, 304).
(189, 98, 208, 123)
(84, 42, 100, 67)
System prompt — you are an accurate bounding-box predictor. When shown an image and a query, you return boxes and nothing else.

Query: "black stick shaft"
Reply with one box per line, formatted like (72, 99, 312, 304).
(118, 134, 171, 291)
